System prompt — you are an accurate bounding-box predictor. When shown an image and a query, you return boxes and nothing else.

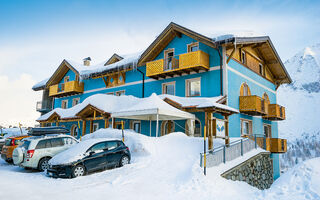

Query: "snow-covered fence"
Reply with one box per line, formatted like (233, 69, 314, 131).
(200, 138, 256, 168)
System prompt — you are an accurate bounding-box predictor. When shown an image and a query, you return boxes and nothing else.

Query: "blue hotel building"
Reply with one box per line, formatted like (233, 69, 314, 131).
(33, 23, 291, 179)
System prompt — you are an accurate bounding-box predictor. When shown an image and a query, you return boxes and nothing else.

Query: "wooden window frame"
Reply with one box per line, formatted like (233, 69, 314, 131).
(162, 81, 176, 95)
(240, 118, 252, 136)
(186, 77, 201, 97)
(259, 63, 265, 76)
(72, 97, 80, 107)
(64, 76, 70, 83)
(164, 48, 175, 70)
(92, 123, 99, 132)
(187, 42, 199, 52)
(61, 100, 68, 109)
(263, 124, 272, 138)
(241, 50, 246, 65)
(131, 120, 141, 133)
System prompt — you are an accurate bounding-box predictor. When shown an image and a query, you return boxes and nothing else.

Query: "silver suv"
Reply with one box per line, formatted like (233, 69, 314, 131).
(13, 134, 78, 171)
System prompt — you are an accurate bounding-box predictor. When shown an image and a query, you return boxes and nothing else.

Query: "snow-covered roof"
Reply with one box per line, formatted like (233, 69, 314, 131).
(38, 93, 195, 122)
(211, 31, 266, 43)
(37, 94, 139, 121)
(32, 78, 49, 91)
(62, 52, 142, 80)
(159, 94, 239, 113)
(112, 93, 195, 120)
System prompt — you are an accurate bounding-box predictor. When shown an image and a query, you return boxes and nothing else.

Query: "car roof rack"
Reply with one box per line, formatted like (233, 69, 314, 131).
(29, 126, 70, 136)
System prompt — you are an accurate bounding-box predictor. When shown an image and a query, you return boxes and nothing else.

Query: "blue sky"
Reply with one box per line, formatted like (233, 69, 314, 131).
(0, 0, 319, 126)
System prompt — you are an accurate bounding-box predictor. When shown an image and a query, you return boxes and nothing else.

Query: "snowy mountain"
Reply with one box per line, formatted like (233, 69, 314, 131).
(284, 43, 320, 93)
(278, 43, 320, 172)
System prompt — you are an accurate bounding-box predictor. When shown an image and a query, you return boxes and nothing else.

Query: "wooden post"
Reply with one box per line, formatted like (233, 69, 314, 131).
(93, 110, 96, 120)
(90, 120, 93, 133)
(82, 120, 86, 136)
(208, 112, 213, 150)
(56, 118, 59, 127)
(104, 118, 109, 128)
(212, 118, 217, 137)
(204, 125, 207, 175)
(225, 115, 230, 146)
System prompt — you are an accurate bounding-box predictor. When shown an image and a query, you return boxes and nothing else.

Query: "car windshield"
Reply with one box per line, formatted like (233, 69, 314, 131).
(20, 140, 31, 149)
(5, 139, 12, 146)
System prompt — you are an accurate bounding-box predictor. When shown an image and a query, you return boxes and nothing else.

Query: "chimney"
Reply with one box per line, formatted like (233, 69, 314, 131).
(83, 57, 91, 66)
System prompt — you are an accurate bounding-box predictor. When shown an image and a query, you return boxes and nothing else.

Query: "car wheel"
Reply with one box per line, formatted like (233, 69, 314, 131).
(119, 155, 130, 167)
(72, 165, 86, 178)
(38, 157, 50, 171)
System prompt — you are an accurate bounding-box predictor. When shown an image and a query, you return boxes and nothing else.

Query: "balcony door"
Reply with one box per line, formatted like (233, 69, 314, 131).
(164, 49, 175, 71)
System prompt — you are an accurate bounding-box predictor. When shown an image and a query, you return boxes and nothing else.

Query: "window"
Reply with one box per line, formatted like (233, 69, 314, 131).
(241, 83, 250, 96)
(64, 76, 70, 83)
(106, 141, 119, 150)
(116, 90, 125, 96)
(188, 42, 199, 52)
(71, 125, 78, 137)
(72, 98, 80, 107)
(61, 100, 68, 109)
(241, 119, 252, 136)
(162, 82, 175, 95)
(92, 123, 99, 132)
(263, 124, 271, 138)
(241, 51, 246, 64)
(90, 142, 107, 152)
(50, 138, 64, 147)
(186, 78, 201, 97)
(259, 63, 264, 76)
(63, 137, 77, 145)
(35, 139, 52, 149)
(132, 121, 141, 133)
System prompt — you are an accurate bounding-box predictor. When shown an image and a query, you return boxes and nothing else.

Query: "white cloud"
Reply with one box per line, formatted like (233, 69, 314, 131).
(0, 74, 41, 127)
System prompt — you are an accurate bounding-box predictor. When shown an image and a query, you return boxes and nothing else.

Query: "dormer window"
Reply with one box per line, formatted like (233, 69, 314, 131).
(241, 51, 246, 65)
(188, 42, 199, 52)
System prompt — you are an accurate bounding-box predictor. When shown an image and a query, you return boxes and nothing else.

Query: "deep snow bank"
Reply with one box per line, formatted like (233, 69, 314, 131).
(264, 157, 320, 199)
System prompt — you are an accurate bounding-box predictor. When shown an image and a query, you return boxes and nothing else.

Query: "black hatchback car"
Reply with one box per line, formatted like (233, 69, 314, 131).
(47, 139, 131, 178)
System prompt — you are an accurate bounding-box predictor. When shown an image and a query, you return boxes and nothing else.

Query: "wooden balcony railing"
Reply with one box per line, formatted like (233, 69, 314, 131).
(244, 135, 287, 153)
(263, 104, 286, 121)
(49, 81, 84, 97)
(239, 95, 268, 116)
(146, 50, 209, 79)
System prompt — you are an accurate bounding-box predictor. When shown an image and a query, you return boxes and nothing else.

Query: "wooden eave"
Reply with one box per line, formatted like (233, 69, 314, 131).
(221, 37, 292, 85)
(46, 60, 80, 87)
(104, 53, 124, 66)
(37, 112, 60, 122)
(75, 104, 110, 119)
(138, 22, 216, 66)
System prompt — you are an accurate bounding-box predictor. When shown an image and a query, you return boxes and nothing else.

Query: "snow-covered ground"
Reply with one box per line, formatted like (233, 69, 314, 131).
(0, 129, 319, 200)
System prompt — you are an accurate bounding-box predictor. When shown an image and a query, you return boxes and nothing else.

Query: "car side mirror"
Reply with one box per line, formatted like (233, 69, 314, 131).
(103, 148, 109, 151)
(89, 151, 95, 156)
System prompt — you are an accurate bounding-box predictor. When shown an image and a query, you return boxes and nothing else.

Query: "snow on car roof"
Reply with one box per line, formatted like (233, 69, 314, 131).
(49, 138, 120, 165)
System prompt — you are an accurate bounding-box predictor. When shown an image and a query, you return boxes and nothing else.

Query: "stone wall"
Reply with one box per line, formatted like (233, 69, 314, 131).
(221, 152, 273, 190)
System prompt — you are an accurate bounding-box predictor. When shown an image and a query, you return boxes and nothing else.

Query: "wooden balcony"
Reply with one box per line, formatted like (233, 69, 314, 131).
(239, 95, 268, 116)
(263, 104, 286, 121)
(49, 81, 84, 97)
(146, 50, 209, 79)
(245, 135, 287, 153)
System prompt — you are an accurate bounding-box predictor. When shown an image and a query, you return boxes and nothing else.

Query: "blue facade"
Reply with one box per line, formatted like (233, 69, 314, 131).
(46, 32, 284, 179)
